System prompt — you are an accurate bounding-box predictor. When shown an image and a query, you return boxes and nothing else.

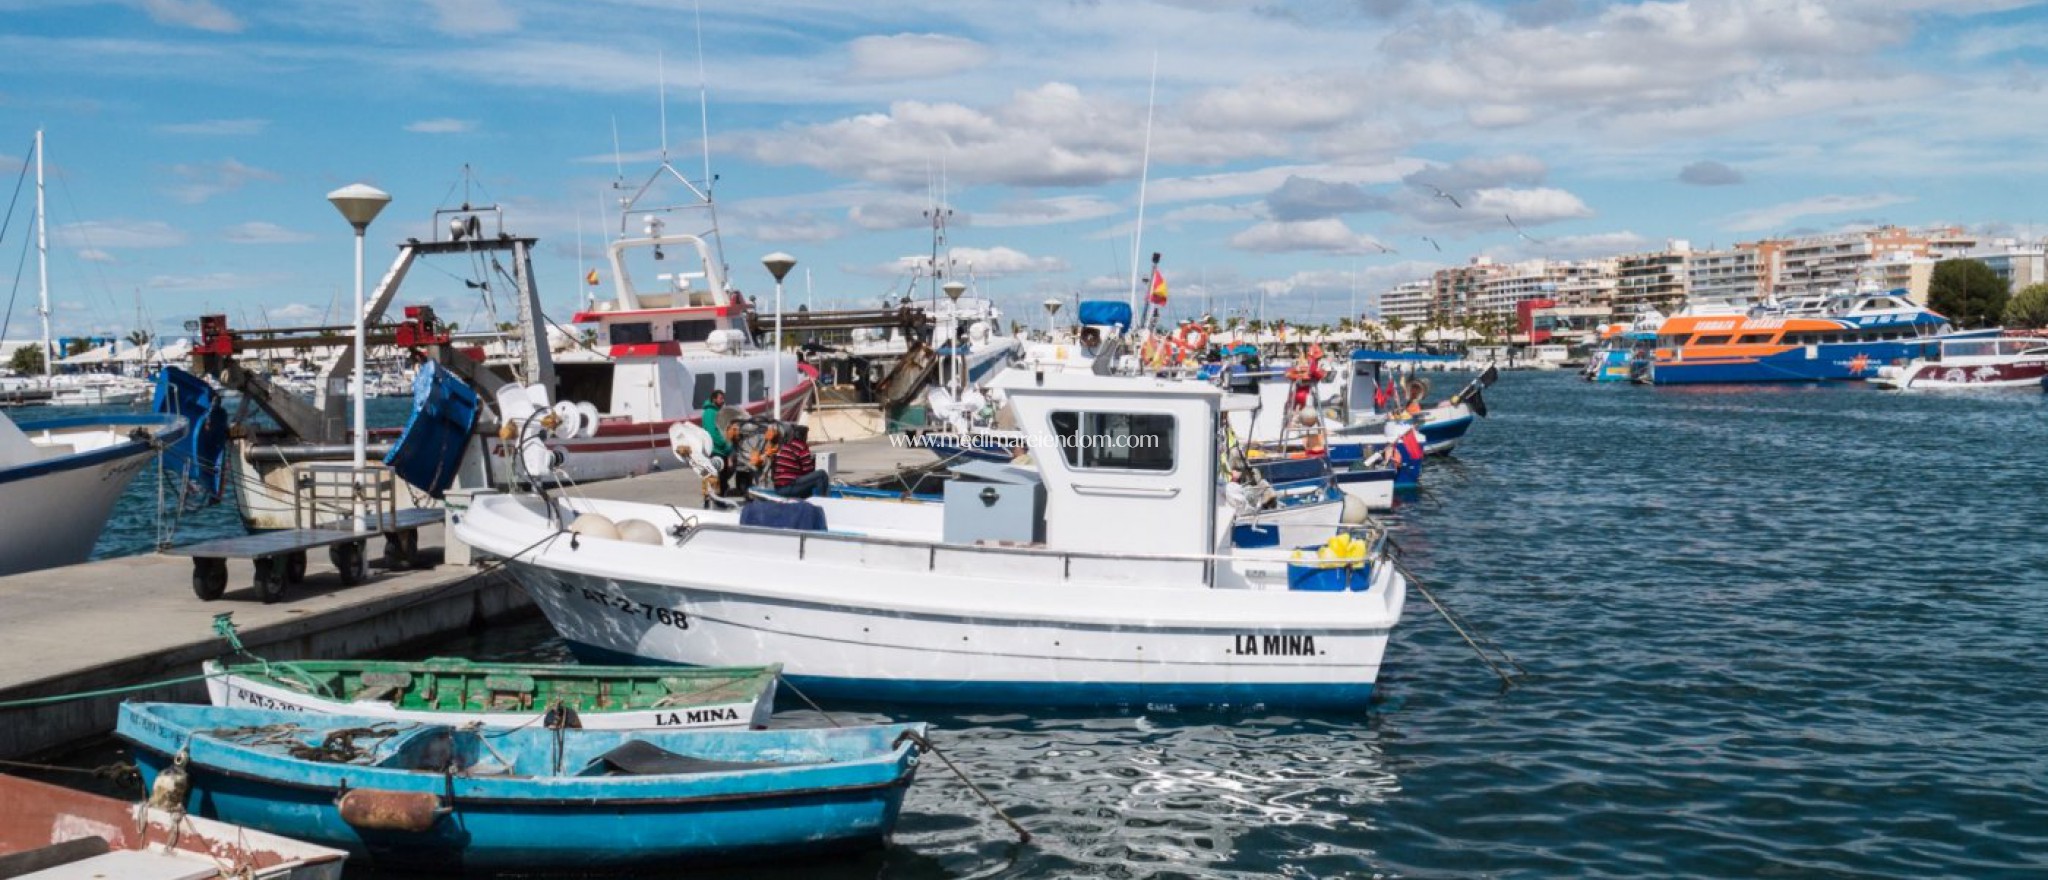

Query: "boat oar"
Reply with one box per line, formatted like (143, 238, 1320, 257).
(1385, 540, 1526, 690)
(780, 675, 1032, 845)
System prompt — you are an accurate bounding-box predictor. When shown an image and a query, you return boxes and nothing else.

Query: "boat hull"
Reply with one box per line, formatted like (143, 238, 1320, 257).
(204, 661, 778, 731)
(0, 774, 347, 880)
(0, 414, 184, 576)
(462, 495, 1405, 708)
(1872, 359, 2048, 390)
(119, 704, 919, 874)
(1647, 340, 1926, 385)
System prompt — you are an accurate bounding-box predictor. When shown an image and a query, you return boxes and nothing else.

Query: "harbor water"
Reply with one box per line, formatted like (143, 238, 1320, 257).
(65, 375, 2048, 877)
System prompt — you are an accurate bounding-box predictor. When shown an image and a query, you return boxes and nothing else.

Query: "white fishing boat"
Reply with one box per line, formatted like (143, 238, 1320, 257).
(0, 409, 184, 576)
(457, 369, 1407, 707)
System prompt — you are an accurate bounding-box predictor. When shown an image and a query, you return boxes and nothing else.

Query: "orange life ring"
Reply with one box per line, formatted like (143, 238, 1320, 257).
(1174, 323, 1209, 354)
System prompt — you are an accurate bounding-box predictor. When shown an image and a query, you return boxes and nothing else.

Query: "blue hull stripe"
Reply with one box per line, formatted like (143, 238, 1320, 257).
(565, 640, 1378, 708)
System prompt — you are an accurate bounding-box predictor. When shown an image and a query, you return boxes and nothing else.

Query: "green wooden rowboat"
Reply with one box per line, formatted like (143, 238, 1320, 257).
(202, 658, 780, 731)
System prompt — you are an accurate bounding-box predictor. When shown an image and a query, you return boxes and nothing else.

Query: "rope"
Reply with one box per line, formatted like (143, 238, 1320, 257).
(1385, 542, 1525, 689)
(895, 730, 1032, 845)
(0, 671, 221, 710)
(773, 675, 845, 729)
(0, 756, 138, 786)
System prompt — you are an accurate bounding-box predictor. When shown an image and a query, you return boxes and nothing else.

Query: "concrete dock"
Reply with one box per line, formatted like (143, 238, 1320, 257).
(0, 437, 933, 760)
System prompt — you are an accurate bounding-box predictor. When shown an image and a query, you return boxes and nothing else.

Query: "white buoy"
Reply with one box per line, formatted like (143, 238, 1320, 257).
(568, 513, 619, 541)
(616, 519, 663, 545)
(1340, 495, 1370, 526)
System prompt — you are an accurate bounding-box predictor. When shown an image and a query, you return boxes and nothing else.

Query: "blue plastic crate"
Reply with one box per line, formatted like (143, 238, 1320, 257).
(1286, 562, 1371, 592)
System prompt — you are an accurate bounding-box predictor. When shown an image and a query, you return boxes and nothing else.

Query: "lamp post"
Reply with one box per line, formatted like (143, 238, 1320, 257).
(1042, 297, 1062, 339)
(942, 281, 967, 393)
(327, 183, 390, 528)
(761, 252, 796, 415)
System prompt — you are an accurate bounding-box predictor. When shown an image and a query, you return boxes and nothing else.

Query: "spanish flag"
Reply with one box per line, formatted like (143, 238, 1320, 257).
(585, 268, 600, 286)
(1148, 268, 1168, 306)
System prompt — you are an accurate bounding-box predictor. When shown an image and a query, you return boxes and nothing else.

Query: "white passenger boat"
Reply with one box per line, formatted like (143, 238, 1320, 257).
(1870, 330, 2048, 390)
(457, 370, 1407, 707)
(0, 410, 184, 576)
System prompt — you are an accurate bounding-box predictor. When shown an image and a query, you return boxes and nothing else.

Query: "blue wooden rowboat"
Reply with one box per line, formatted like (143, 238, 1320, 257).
(117, 702, 925, 874)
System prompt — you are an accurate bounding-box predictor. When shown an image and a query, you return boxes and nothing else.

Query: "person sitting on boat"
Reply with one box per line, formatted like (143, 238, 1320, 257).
(770, 424, 828, 499)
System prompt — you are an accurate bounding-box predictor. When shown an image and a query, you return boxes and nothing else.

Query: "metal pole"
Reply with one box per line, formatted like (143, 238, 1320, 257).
(34, 130, 50, 380)
(352, 226, 367, 528)
(772, 278, 784, 414)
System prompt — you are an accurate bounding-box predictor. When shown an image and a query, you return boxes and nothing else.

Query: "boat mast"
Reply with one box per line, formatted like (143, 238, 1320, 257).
(34, 129, 50, 380)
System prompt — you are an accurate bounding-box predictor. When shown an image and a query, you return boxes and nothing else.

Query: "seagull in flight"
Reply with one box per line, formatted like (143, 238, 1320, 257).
(1505, 213, 1544, 244)
(1427, 185, 1462, 209)
(1421, 236, 1442, 252)
(1368, 240, 1396, 254)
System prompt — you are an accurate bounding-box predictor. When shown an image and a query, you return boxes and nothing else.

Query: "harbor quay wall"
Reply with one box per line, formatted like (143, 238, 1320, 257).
(0, 550, 533, 761)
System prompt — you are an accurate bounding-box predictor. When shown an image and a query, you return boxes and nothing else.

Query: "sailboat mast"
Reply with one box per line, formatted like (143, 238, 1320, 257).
(34, 129, 50, 380)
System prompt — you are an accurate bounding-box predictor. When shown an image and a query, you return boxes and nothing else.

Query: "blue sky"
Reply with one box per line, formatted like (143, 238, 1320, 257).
(3, 0, 2047, 340)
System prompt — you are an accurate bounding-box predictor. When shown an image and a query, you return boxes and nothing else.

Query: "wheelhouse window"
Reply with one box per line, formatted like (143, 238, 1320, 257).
(748, 369, 767, 401)
(608, 322, 653, 345)
(671, 319, 716, 343)
(724, 372, 743, 403)
(1737, 333, 1775, 344)
(1050, 411, 1176, 472)
(692, 374, 717, 407)
(1695, 335, 1733, 346)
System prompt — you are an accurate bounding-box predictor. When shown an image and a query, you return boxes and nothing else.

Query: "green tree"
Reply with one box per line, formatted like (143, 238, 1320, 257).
(8, 345, 43, 375)
(2002, 282, 2048, 329)
(125, 329, 153, 348)
(1927, 259, 2010, 328)
(65, 338, 93, 357)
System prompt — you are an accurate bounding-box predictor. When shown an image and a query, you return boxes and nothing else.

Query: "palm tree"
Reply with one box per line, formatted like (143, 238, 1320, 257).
(125, 329, 153, 348)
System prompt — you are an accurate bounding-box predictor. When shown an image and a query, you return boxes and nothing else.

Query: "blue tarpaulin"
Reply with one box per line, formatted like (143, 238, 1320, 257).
(384, 360, 479, 498)
(152, 366, 228, 505)
(739, 498, 828, 532)
(1076, 301, 1132, 330)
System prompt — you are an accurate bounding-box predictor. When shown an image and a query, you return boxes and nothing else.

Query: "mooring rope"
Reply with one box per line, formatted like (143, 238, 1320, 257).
(1386, 539, 1526, 689)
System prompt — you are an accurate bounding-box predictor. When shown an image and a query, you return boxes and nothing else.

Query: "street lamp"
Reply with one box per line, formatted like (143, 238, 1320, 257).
(327, 183, 389, 529)
(1042, 297, 1062, 338)
(761, 252, 796, 414)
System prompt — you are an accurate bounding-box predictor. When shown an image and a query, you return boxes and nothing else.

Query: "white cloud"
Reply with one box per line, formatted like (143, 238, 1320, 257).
(1230, 219, 1393, 255)
(76, 249, 116, 264)
(154, 118, 267, 136)
(882, 245, 1066, 276)
(144, 271, 290, 292)
(1159, 203, 1262, 225)
(136, 0, 241, 33)
(266, 303, 325, 324)
(1152, 160, 1424, 205)
(223, 222, 314, 244)
(846, 34, 992, 81)
(974, 195, 1123, 228)
(422, 0, 520, 36)
(1723, 193, 1914, 232)
(55, 220, 187, 249)
(164, 158, 278, 205)
(405, 118, 476, 134)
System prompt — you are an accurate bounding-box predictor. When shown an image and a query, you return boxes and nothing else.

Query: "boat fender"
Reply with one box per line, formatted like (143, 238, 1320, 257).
(616, 519, 663, 545)
(337, 788, 447, 833)
(569, 513, 620, 541)
(1340, 494, 1370, 526)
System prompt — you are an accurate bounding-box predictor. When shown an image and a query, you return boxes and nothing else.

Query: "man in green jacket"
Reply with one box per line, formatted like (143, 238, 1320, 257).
(701, 390, 732, 460)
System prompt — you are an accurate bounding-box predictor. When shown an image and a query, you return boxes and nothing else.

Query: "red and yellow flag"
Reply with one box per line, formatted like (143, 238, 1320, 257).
(585, 268, 601, 286)
(1148, 268, 1168, 306)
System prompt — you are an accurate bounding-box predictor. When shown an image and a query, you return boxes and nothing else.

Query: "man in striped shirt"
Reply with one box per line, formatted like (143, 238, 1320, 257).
(771, 424, 828, 498)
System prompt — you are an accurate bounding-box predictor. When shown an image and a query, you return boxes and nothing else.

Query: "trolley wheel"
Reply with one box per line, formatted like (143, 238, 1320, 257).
(253, 557, 287, 604)
(191, 558, 228, 601)
(285, 550, 308, 584)
(331, 541, 369, 586)
(383, 529, 419, 570)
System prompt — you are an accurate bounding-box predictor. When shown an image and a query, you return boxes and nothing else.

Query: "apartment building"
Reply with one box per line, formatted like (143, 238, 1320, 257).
(1375, 279, 1432, 325)
(1613, 240, 1691, 314)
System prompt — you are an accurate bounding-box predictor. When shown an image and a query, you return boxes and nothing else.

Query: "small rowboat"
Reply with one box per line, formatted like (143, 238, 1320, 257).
(0, 773, 347, 879)
(118, 702, 926, 874)
(204, 658, 780, 731)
